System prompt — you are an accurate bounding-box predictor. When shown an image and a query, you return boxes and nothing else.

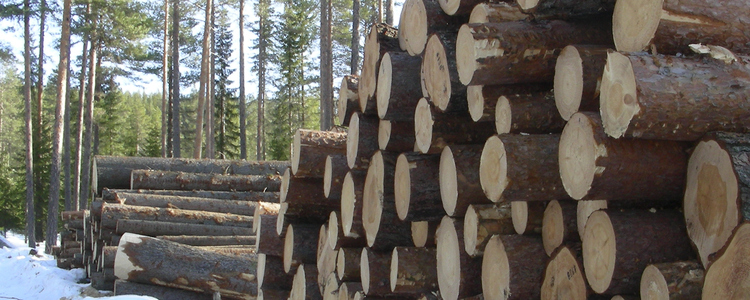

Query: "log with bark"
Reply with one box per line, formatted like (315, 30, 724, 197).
(600, 51, 750, 140)
(360, 23, 400, 115)
(258, 289, 292, 300)
(468, 2, 529, 23)
(337, 248, 363, 282)
(328, 211, 367, 250)
(540, 246, 588, 300)
(456, 19, 613, 86)
(115, 233, 258, 299)
(284, 223, 321, 273)
(553, 45, 609, 121)
(114, 279, 216, 300)
(339, 75, 360, 127)
(482, 234, 547, 300)
(559, 112, 689, 201)
(398, 0, 466, 56)
(390, 247, 438, 294)
(701, 222, 750, 299)
(414, 98, 496, 154)
(360, 248, 396, 297)
(324, 155, 348, 200)
(130, 170, 282, 192)
(104, 188, 279, 203)
(576, 200, 607, 241)
(542, 200, 579, 255)
(292, 130, 348, 178)
(281, 169, 338, 215)
(466, 83, 551, 123)
(256, 214, 285, 257)
(317, 224, 338, 294)
(91, 269, 116, 290)
(378, 120, 416, 153)
(411, 220, 438, 248)
(422, 33, 466, 114)
(494, 91, 565, 134)
(612, 0, 750, 54)
(102, 204, 254, 229)
(516, 0, 615, 20)
(322, 273, 341, 300)
(253, 202, 281, 234)
(639, 261, 704, 300)
(462, 203, 514, 257)
(440, 145, 493, 217)
(156, 235, 255, 247)
(436, 216, 482, 300)
(290, 264, 322, 300)
(347, 113, 380, 169)
(112, 193, 256, 216)
(338, 282, 363, 300)
(362, 151, 414, 250)
(479, 134, 568, 202)
(438, 0, 485, 16)
(341, 171, 367, 239)
(683, 132, 750, 267)
(377, 52, 423, 121)
(511, 201, 545, 235)
(394, 153, 443, 221)
(93, 155, 288, 194)
(582, 209, 695, 295)
(258, 253, 295, 290)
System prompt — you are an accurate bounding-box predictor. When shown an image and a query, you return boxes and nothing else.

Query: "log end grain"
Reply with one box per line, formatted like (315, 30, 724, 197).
(639, 263, 702, 300)
(284, 224, 296, 273)
(479, 135, 508, 202)
(338, 75, 359, 126)
(582, 210, 617, 294)
(328, 211, 339, 250)
(360, 249, 372, 294)
(394, 153, 412, 221)
(440, 146, 460, 216)
(600, 51, 639, 139)
(401, 0, 429, 56)
(543, 200, 566, 255)
(438, 0, 460, 15)
(577, 200, 608, 241)
(414, 98, 435, 154)
(363, 152, 385, 247)
(559, 112, 600, 200)
(516, 0, 540, 10)
(511, 201, 529, 235)
(341, 172, 357, 237)
(463, 205, 481, 256)
(422, 34, 453, 111)
(347, 114, 362, 168)
(467, 85, 486, 122)
(494, 96, 512, 134)
(360, 26, 379, 111)
(481, 235, 511, 300)
(701, 223, 750, 299)
(554, 45, 585, 121)
(684, 139, 740, 267)
(456, 24, 476, 86)
(376, 52, 394, 119)
(292, 131, 302, 175)
(612, 0, 662, 52)
(412, 221, 436, 248)
(114, 233, 143, 281)
(324, 156, 334, 198)
(281, 168, 292, 203)
(541, 246, 588, 300)
(436, 216, 462, 300)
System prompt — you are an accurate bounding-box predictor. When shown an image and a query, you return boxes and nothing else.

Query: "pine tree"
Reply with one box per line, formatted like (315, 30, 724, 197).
(213, 9, 239, 159)
(250, 0, 274, 160)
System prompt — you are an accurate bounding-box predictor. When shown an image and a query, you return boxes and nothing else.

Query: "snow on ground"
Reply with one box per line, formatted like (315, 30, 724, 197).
(0, 232, 156, 300)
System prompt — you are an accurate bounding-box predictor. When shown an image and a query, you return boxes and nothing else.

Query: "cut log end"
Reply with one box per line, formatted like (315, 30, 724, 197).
(456, 25, 477, 86)
(338, 75, 359, 126)
(469, 3, 528, 23)
(559, 112, 599, 200)
(684, 139, 740, 267)
(542, 200, 566, 255)
(577, 200, 608, 241)
(600, 51, 638, 139)
(463, 205, 480, 256)
(414, 98, 434, 154)
(281, 168, 291, 203)
(479, 135, 508, 202)
(257, 253, 268, 287)
(389, 248, 399, 292)
(612, 0, 662, 52)
(328, 211, 339, 250)
(438, 0, 460, 15)
(440, 146, 460, 216)
(467, 85, 485, 122)
(582, 210, 617, 294)
(347, 114, 361, 168)
(494, 96, 512, 134)
(423, 35, 453, 111)
(394, 153, 412, 221)
(114, 233, 145, 281)
(360, 27, 380, 112)
(292, 131, 302, 175)
(554, 45, 585, 121)
(360, 249, 372, 294)
(702, 223, 750, 299)
(516, 0, 540, 10)
(541, 246, 587, 300)
(481, 235, 511, 300)
(437, 216, 461, 300)
(411, 221, 432, 248)
(511, 201, 529, 235)
(640, 265, 670, 300)
(401, 0, 428, 56)
(341, 172, 356, 236)
(376, 53, 394, 119)
(284, 224, 296, 273)
(324, 156, 334, 198)
(363, 152, 385, 247)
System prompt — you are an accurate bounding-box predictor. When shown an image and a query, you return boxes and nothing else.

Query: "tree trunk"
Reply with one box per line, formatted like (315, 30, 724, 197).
(130, 170, 281, 192)
(414, 99, 496, 154)
(378, 120, 415, 153)
(399, 0, 467, 56)
(553, 45, 609, 121)
(73, 13, 90, 210)
(394, 153, 443, 221)
(324, 155, 347, 200)
(362, 151, 413, 250)
(456, 19, 613, 86)
(284, 223, 321, 273)
(411, 220, 438, 248)
(341, 171, 366, 238)
(376, 52, 423, 121)
(516, 0, 615, 19)
(422, 33, 466, 113)
(259, 253, 294, 290)
(540, 246, 588, 300)
(320, 0, 333, 130)
(390, 247, 438, 294)
(105, 189, 279, 203)
(113, 193, 256, 216)
(115, 233, 258, 298)
(346, 113, 380, 169)
(360, 23, 399, 115)
(482, 235, 547, 300)
(466, 83, 551, 123)
(439, 144, 492, 217)
(701, 222, 750, 299)
(171, 0, 181, 157)
(436, 216, 482, 300)
(494, 91, 565, 134)
(291, 264, 322, 300)
(350, 0, 360, 75)
(102, 204, 254, 228)
(600, 52, 750, 140)
(193, 0, 213, 159)
(292, 130, 348, 177)
(683, 132, 750, 267)
(114, 279, 215, 300)
(582, 209, 695, 295)
(162, 0, 170, 158)
(463, 203, 514, 257)
(23, 0, 34, 248)
(156, 235, 255, 246)
(640, 261, 704, 300)
(338, 75, 359, 126)
(559, 112, 689, 201)
(238, 0, 246, 159)
(81, 37, 99, 209)
(337, 247, 362, 282)
(542, 200, 579, 255)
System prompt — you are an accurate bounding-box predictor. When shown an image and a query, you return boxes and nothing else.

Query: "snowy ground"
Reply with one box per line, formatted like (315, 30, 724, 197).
(0, 232, 156, 300)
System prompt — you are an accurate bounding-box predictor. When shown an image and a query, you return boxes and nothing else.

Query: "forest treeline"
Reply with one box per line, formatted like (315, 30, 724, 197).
(0, 0, 396, 249)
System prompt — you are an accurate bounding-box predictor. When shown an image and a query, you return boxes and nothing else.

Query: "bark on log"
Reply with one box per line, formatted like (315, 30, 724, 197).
(582, 210, 695, 295)
(390, 247, 438, 294)
(115, 219, 253, 238)
(103, 204, 254, 229)
(65, 219, 84, 230)
(559, 112, 689, 201)
(479, 134, 568, 202)
(325, 155, 348, 200)
(494, 91, 565, 134)
(292, 130, 348, 177)
(701, 222, 750, 299)
(113, 193, 256, 216)
(362, 151, 414, 250)
(130, 170, 282, 192)
(360, 23, 400, 114)
(90, 269, 115, 291)
(553, 45, 609, 121)
(258, 254, 295, 290)
(612, 0, 750, 54)
(516, 0, 615, 20)
(600, 51, 750, 140)
(62, 210, 87, 220)
(394, 153, 443, 221)
(157, 235, 255, 247)
(415, 98, 496, 154)
(412, 221, 439, 248)
(463, 203, 514, 257)
(347, 113, 380, 169)
(338, 282, 363, 300)
(684, 132, 750, 267)
(436, 216, 482, 300)
(377, 52, 423, 121)
(281, 169, 338, 213)
(456, 20, 613, 86)
(361, 248, 396, 297)
(337, 248, 363, 282)
(254, 202, 281, 234)
(640, 261, 704, 300)
(399, 0, 466, 56)
(322, 273, 341, 300)
(466, 83, 551, 123)
(259, 289, 292, 300)
(115, 233, 258, 299)
(339, 75, 360, 127)
(99, 246, 116, 270)
(540, 246, 588, 300)
(94, 155, 288, 194)
(422, 33, 466, 114)
(469, 3, 529, 23)
(341, 171, 367, 239)
(114, 279, 216, 300)
(290, 264, 322, 300)
(482, 234, 547, 300)
(542, 200, 579, 255)
(440, 145, 493, 217)
(328, 211, 367, 250)
(196, 245, 258, 257)
(511, 201, 545, 235)
(285, 223, 321, 273)
(256, 215, 285, 257)
(378, 120, 416, 153)
(576, 200, 608, 241)
(104, 188, 279, 203)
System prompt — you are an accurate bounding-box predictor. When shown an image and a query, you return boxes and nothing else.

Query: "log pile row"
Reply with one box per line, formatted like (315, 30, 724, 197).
(55, 156, 288, 299)
(277, 0, 750, 299)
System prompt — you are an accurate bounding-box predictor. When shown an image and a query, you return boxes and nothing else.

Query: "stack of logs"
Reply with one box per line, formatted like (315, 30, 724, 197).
(55, 156, 289, 299)
(268, 0, 750, 299)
